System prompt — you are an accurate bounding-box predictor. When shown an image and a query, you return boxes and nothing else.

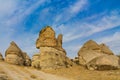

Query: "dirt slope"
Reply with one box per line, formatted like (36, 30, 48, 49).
(1, 61, 120, 80)
(0, 62, 71, 80)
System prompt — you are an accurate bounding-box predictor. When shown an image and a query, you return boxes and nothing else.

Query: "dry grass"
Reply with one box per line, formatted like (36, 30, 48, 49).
(43, 65, 120, 80)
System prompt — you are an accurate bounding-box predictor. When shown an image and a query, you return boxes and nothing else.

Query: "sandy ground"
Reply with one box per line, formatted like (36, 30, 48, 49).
(1, 61, 120, 80)
(43, 65, 120, 80)
(0, 61, 70, 80)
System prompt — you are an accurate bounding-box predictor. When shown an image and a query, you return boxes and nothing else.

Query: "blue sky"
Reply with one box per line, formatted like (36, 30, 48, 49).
(0, 0, 120, 58)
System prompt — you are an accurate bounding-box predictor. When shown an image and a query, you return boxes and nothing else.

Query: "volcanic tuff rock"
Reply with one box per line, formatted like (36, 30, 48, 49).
(87, 55, 120, 70)
(0, 53, 4, 61)
(78, 40, 115, 66)
(5, 41, 31, 66)
(33, 26, 74, 69)
(100, 43, 114, 55)
(31, 53, 40, 68)
(36, 26, 57, 48)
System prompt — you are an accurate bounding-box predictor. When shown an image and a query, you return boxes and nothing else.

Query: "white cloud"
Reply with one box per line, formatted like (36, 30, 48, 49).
(54, 0, 88, 24)
(96, 32, 120, 54)
(0, 0, 18, 19)
(70, 0, 87, 14)
(56, 11, 120, 43)
(0, 0, 48, 57)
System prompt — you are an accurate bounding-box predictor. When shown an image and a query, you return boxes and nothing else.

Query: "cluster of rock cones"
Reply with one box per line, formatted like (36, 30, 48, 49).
(0, 26, 120, 71)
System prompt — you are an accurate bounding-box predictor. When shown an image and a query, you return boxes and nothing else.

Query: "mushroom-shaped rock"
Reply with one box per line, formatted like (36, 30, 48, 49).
(36, 26, 57, 48)
(33, 26, 74, 69)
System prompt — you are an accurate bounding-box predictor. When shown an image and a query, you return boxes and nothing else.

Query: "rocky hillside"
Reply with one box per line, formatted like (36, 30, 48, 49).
(0, 61, 70, 80)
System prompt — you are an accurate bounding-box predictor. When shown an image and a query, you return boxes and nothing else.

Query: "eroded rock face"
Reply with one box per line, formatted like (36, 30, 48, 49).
(23, 52, 31, 66)
(31, 54, 40, 68)
(0, 53, 4, 61)
(78, 50, 105, 65)
(5, 41, 31, 66)
(100, 43, 114, 55)
(87, 55, 120, 70)
(57, 34, 63, 49)
(78, 40, 115, 66)
(39, 47, 67, 69)
(33, 26, 74, 69)
(36, 26, 57, 48)
(80, 40, 101, 52)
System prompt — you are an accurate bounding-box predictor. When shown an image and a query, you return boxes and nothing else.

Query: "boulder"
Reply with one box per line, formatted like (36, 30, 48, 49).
(78, 40, 115, 66)
(72, 57, 79, 64)
(87, 55, 120, 70)
(78, 50, 105, 65)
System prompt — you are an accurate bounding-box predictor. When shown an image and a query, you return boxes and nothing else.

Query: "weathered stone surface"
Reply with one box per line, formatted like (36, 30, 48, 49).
(5, 41, 22, 57)
(100, 43, 114, 55)
(39, 47, 70, 69)
(78, 40, 115, 66)
(23, 52, 31, 66)
(87, 55, 120, 70)
(36, 26, 57, 48)
(31, 53, 40, 68)
(5, 41, 30, 66)
(80, 40, 101, 52)
(57, 34, 63, 48)
(5, 54, 24, 65)
(33, 26, 74, 69)
(0, 53, 4, 61)
(78, 50, 105, 65)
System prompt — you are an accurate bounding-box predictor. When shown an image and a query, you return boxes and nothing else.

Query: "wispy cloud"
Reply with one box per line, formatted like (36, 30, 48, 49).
(53, 0, 88, 25)
(56, 10, 120, 43)
(96, 32, 120, 54)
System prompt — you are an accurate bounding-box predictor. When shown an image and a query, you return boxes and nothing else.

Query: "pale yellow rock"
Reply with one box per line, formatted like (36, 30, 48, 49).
(78, 40, 115, 66)
(87, 55, 120, 70)
(100, 43, 114, 55)
(36, 26, 57, 48)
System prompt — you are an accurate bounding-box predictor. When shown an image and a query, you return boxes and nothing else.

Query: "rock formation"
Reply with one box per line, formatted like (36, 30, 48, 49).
(87, 55, 120, 70)
(78, 40, 119, 70)
(23, 52, 31, 66)
(100, 43, 114, 55)
(32, 26, 74, 69)
(80, 40, 100, 52)
(36, 26, 57, 48)
(5, 41, 31, 66)
(31, 54, 40, 68)
(0, 53, 4, 61)
(78, 40, 117, 69)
